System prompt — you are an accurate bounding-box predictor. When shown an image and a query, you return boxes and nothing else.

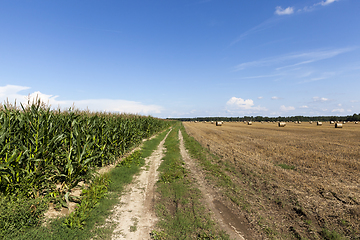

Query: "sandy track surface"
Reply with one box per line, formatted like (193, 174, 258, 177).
(179, 129, 252, 240)
(108, 129, 171, 240)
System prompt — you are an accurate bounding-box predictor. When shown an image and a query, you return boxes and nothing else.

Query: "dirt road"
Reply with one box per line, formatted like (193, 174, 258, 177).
(179, 129, 252, 240)
(108, 129, 171, 240)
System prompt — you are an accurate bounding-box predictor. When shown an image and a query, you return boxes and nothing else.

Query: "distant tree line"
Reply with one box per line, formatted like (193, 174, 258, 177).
(168, 113, 360, 122)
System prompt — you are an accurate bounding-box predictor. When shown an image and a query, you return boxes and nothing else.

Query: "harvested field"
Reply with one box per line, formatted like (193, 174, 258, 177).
(183, 121, 360, 239)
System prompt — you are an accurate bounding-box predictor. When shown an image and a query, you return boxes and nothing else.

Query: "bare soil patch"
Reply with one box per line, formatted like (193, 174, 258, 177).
(107, 129, 171, 240)
(183, 122, 360, 239)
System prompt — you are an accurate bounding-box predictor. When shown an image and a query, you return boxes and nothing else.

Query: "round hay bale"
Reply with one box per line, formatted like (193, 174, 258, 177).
(248, 121, 252, 125)
(355, 122, 359, 124)
(278, 122, 286, 127)
(216, 121, 223, 126)
(330, 121, 335, 124)
(309, 121, 313, 124)
(335, 123, 343, 128)
(317, 121, 323, 126)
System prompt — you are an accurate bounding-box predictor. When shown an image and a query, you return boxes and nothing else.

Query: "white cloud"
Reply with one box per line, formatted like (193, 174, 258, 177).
(313, 97, 330, 102)
(271, 96, 280, 100)
(0, 85, 163, 115)
(280, 105, 295, 111)
(0, 85, 31, 103)
(27, 91, 66, 106)
(338, 103, 342, 107)
(226, 97, 254, 110)
(300, 105, 309, 109)
(275, 6, 294, 15)
(317, 0, 339, 6)
(72, 99, 162, 114)
(332, 108, 345, 113)
(258, 96, 263, 99)
(225, 97, 267, 114)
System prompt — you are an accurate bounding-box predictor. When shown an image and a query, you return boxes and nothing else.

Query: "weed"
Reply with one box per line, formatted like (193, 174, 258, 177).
(0, 194, 48, 238)
(130, 217, 138, 232)
(277, 163, 296, 170)
(63, 174, 109, 229)
(321, 228, 344, 240)
(305, 219, 312, 226)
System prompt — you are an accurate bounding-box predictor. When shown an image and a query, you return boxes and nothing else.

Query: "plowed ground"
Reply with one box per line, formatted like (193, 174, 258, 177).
(183, 122, 360, 239)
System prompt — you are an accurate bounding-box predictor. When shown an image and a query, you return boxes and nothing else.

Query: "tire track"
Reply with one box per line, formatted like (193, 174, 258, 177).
(179, 129, 250, 240)
(108, 129, 172, 240)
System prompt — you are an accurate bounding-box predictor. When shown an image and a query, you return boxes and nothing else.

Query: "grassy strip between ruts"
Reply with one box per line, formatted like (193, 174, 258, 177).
(2, 128, 171, 240)
(151, 122, 229, 240)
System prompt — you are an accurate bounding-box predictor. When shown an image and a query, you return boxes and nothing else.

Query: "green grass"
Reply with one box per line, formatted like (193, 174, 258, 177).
(321, 228, 344, 240)
(277, 163, 296, 170)
(1, 128, 171, 240)
(152, 123, 229, 239)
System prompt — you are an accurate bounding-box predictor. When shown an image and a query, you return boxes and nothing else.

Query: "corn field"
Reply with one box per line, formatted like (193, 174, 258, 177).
(0, 100, 169, 197)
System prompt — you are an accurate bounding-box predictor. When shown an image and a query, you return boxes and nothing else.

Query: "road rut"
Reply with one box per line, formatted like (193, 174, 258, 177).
(179, 129, 251, 240)
(108, 129, 171, 240)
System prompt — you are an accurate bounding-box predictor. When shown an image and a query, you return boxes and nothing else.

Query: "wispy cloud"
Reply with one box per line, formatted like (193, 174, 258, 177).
(313, 96, 330, 102)
(297, 72, 336, 84)
(299, 105, 309, 109)
(234, 47, 355, 71)
(230, 18, 281, 45)
(331, 108, 345, 113)
(271, 96, 281, 100)
(240, 73, 283, 79)
(298, 0, 340, 12)
(258, 96, 263, 99)
(233, 0, 340, 45)
(298, 77, 327, 84)
(0, 85, 163, 115)
(275, 6, 294, 15)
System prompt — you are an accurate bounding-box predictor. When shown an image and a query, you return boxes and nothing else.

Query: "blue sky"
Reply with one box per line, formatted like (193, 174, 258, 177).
(1, 0, 359, 118)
